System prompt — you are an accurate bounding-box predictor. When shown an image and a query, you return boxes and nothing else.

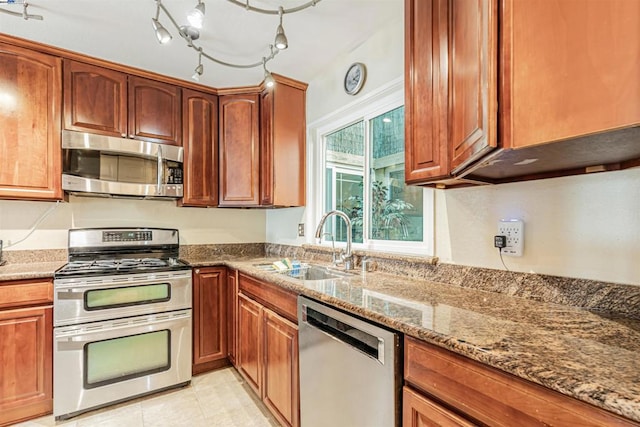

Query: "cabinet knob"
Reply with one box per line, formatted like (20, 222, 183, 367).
(195, 269, 200, 274)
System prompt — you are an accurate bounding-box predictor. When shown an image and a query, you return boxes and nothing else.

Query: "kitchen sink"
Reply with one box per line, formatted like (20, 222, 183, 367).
(294, 264, 352, 281)
(253, 263, 352, 281)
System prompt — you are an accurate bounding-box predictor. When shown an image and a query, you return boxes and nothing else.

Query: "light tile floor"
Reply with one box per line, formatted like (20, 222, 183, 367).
(15, 368, 280, 427)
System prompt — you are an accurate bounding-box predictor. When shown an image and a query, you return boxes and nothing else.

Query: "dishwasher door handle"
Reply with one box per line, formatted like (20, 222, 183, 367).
(301, 303, 385, 364)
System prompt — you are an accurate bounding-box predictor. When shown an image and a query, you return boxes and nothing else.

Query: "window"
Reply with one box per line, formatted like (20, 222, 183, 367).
(312, 84, 433, 255)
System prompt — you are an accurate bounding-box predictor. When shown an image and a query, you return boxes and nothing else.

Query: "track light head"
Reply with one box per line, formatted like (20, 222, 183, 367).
(152, 18, 172, 44)
(192, 64, 204, 81)
(187, 1, 205, 29)
(274, 25, 288, 50)
(263, 59, 275, 88)
(274, 7, 288, 50)
(192, 51, 204, 81)
(179, 25, 200, 42)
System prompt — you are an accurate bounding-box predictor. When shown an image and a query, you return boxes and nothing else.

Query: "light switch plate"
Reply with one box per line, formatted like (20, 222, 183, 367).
(498, 219, 524, 256)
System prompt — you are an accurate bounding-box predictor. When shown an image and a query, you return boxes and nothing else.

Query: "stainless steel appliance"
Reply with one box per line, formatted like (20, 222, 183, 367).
(62, 130, 183, 198)
(53, 227, 192, 420)
(298, 296, 401, 427)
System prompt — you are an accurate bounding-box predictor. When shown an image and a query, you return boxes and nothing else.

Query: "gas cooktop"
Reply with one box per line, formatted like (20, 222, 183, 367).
(55, 227, 191, 278)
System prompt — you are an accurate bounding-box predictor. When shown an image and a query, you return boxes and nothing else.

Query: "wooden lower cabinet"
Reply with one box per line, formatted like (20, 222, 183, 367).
(404, 337, 638, 427)
(237, 293, 263, 394)
(236, 274, 299, 427)
(192, 267, 229, 375)
(262, 308, 299, 427)
(0, 279, 53, 427)
(403, 386, 474, 427)
(227, 269, 238, 366)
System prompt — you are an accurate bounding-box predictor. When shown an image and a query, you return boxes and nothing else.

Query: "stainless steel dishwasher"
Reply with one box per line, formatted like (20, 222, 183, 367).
(298, 296, 401, 427)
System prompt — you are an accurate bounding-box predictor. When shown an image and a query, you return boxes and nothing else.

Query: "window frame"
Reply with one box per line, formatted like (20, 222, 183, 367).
(306, 79, 435, 256)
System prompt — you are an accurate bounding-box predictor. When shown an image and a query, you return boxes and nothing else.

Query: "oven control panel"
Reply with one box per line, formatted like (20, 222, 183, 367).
(103, 230, 152, 242)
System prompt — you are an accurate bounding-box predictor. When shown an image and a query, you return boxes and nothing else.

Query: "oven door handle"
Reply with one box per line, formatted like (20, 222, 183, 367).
(55, 310, 191, 345)
(54, 273, 190, 291)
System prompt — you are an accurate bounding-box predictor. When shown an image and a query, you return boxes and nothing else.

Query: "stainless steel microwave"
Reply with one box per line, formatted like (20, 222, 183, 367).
(62, 130, 183, 199)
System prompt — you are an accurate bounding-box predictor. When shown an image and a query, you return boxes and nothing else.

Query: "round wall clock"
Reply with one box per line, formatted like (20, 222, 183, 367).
(344, 62, 366, 95)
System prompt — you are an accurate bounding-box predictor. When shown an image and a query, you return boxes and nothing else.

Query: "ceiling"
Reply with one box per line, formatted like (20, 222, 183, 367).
(0, 0, 403, 88)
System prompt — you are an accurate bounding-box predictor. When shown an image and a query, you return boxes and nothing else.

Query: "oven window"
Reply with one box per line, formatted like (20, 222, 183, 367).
(84, 283, 170, 310)
(84, 330, 171, 389)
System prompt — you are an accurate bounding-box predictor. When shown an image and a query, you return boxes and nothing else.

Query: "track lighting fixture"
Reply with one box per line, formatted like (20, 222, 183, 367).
(187, 1, 205, 29)
(179, 25, 200, 43)
(0, 0, 44, 20)
(151, 0, 323, 84)
(192, 50, 204, 82)
(274, 7, 288, 50)
(263, 58, 275, 88)
(152, 2, 172, 44)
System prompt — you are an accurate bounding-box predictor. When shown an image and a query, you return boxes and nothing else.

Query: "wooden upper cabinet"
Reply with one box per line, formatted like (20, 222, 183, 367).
(181, 89, 219, 207)
(404, 0, 450, 184)
(501, 0, 640, 149)
(218, 93, 260, 206)
(128, 75, 181, 145)
(405, 0, 640, 186)
(449, 0, 498, 172)
(0, 43, 62, 200)
(63, 60, 127, 137)
(260, 76, 307, 207)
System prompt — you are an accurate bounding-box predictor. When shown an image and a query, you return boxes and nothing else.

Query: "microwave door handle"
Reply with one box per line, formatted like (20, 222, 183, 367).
(157, 145, 163, 194)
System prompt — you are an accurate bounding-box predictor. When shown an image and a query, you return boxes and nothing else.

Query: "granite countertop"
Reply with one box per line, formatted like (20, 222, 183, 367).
(0, 261, 65, 281)
(213, 258, 640, 423)
(2, 256, 638, 422)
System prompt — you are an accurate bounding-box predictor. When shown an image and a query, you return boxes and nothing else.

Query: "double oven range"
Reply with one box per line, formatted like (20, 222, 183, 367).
(53, 228, 192, 420)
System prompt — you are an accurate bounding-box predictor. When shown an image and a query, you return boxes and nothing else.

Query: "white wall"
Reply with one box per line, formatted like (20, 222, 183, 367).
(305, 14, 404, 123)
(436, 168, 640, 285)
(266, 4, 640, 286)
(0, 196, 266, 250)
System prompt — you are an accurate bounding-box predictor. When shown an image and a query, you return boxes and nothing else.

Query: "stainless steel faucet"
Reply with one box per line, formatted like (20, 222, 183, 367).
(315, 210, 353, 270)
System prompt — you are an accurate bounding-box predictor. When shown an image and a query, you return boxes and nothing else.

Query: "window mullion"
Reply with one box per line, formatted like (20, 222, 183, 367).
(363, 118, 371, 246)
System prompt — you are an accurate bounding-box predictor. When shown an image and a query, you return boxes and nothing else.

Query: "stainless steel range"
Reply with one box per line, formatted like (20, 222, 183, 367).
(53, 227, 192, 420)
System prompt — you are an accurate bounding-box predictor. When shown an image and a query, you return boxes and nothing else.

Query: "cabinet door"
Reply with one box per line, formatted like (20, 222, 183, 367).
(404, 0, 450, 183)
(192, 268, 228, 374)
(227, 269, 238, 366)
(0, 306, 53, 426)
(63, 60, 127, 137)
(237, 293, 262, 395)
(402, 387, 475, 427)
(0, 43, 62, 200)
(181, 89, 219, 207)
(262, 308, 299, 427)
(261, 80, 306, 207)
(501, 0, 640, 149)
(218, 94, 260, 206)
(128, 75, 181, 145)
(449, 0, 498, 171)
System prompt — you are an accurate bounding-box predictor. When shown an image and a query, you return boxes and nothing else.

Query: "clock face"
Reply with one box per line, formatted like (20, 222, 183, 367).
(344, 63, 366, 95)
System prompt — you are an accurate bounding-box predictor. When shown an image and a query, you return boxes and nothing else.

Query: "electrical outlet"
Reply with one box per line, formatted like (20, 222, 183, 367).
(497, 219, 524, 256)
(297, 223, 305, 237)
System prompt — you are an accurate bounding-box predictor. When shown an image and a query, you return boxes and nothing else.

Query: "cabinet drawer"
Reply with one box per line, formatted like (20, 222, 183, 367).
(0, 279, 53, 310)
(238, 273, 297, 323)
(404, 337, 636, 427)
